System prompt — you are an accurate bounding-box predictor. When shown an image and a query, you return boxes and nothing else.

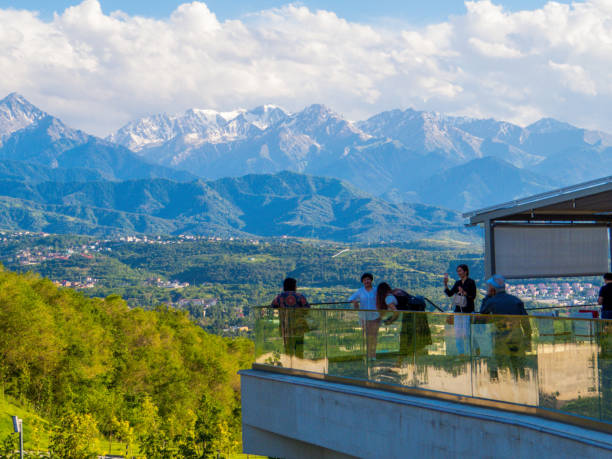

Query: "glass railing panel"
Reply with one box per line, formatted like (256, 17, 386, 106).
(300, 309, 328, 373)
(597, 320, 612, 423)
(395, 311, 420, 387)
(253, 308, 326, 372)
(252, 307, 612, 427)
(271, 308, 326, 373)
(471, 314, 538, 405)
(413, 313, 472, 396)
(326, 309, 368, 380)
(369, 313, 403, 385)
(253, 307, 286, 367)
(535, 315, 599, 419)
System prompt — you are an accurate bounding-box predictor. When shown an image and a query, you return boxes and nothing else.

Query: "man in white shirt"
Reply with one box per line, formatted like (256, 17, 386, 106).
(349, 273, 379, 360)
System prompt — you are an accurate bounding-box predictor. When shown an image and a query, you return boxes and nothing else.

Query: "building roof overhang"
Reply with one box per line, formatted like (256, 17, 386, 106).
(463, 175, 612, 225)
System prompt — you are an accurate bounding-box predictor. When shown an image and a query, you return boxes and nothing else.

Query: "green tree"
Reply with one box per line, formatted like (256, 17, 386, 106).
(109, 416, 134, 457)
(139, 430, 174, 459)
(0, 265, 254, 456)
(30, 418, 45, 455)
(49, 411, 99, 459)
(135, 396, 176, 458)
(173, 410, 200, 458)
(194, 394, 223, 457)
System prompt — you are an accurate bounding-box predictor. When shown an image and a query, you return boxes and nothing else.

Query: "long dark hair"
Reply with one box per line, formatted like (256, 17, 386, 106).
(376, 282, 392, 310)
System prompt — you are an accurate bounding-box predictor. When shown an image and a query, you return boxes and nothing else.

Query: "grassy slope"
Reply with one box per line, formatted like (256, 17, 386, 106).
(0, 395, 50, 452)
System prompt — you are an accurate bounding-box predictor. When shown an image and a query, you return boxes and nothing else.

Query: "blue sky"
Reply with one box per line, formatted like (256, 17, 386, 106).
(0, 0, 608, 136)
(0, 0, 578, 23)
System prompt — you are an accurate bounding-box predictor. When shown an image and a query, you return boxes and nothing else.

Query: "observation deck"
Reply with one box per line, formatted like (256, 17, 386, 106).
(240, 178, 612, 457)
(241, 308, 612, 458)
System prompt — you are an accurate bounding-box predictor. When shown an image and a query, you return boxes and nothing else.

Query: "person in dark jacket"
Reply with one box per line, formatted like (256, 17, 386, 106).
(444, 264, 476, 354)
(444, 264, 477, 313)
(479, 274, 532, 380)
(480, 274, 527, 315)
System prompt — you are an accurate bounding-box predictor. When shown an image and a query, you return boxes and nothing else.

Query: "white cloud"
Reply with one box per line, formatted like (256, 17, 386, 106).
(468, 37, 523, 58)
(0, 0, 611, 135)
(549, 61, 597, 95)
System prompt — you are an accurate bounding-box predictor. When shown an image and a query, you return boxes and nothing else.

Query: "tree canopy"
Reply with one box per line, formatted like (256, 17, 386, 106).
(0, 266, 252, 457)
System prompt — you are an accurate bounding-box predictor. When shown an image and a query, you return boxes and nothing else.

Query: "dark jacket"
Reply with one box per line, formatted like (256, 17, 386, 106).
(391, 288, 426, 311)
(444, 278, 476, 313)
(389, 290, 431, 354)
(479, 292, 532, 361)
(480, 291, 527, 315)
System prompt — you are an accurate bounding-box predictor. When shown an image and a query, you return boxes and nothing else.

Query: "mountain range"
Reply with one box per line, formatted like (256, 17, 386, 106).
(0, 92, 611, 240)
(107, 101, 612, 210)
(0, 93, 194, 182)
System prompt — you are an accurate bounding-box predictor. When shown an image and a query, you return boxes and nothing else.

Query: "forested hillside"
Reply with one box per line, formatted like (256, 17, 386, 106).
(0, 171, 472, 242)
(0, 233, 485, 335)
(0, 266, 252, 457)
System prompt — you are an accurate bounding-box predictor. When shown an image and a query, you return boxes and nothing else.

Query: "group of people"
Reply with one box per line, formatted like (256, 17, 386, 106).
(347, 273, 431, 360)
(347, 266, 528, 360)
(270, 273, 431, 360)
(444, 266, 612, 319)
(270, 268, 612, 359)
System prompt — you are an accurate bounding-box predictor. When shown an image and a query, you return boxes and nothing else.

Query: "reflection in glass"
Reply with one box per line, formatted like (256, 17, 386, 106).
(279, 307, 309, 358)
(413, 314, 472, 396)
(327, 310, 368, 380)
(472, 314, 537, 405)
(537, 316, 599, 419)
(252, 307, 612, 426)
(254, 308, 284, 367)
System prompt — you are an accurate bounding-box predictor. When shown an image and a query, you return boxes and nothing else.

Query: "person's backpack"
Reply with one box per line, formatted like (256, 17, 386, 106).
(391, 288, 426, 311)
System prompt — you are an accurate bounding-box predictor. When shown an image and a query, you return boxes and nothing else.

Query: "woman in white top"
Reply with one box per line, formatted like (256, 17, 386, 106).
(349, 273, 379, 360)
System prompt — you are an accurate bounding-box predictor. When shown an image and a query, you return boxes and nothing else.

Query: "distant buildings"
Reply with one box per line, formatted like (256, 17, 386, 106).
(147, 277, 190, 289)
(53, 277, 98, 289)
(506, 281, 598, 306)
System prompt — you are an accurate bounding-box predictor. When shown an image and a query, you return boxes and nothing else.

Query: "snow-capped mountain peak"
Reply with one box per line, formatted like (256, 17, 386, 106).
(282, 104, 367, 140)
(109, 105, 291, 151)
(0, 92, 47, 140)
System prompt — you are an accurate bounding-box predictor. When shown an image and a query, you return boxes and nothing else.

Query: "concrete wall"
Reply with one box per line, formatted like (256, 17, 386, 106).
(241, 369, 612, 459)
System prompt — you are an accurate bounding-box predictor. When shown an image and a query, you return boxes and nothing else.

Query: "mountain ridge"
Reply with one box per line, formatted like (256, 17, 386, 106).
(3, 92, 612, 222)
(108, 100, 612, 204)
(0, 170, 471, 242)
(0, 93, 196, 182)
(415, 156, 561, 211)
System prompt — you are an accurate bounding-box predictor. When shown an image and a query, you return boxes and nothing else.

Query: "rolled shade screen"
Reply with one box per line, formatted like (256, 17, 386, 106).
(493, 225, 610, 278)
